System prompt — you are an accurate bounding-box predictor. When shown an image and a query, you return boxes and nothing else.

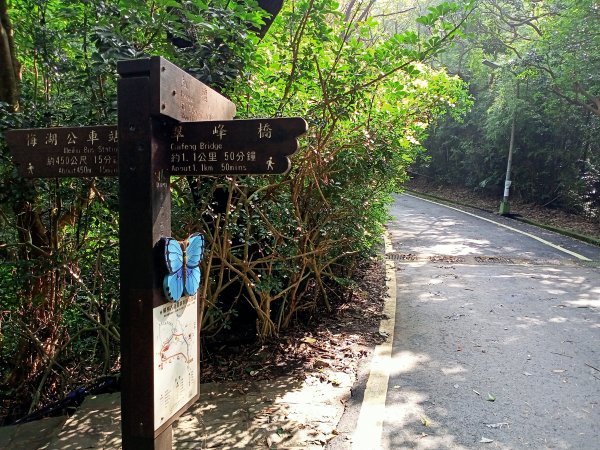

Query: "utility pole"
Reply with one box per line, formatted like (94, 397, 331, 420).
(483, 59, 518, 216)
(499, 112, 515, 215)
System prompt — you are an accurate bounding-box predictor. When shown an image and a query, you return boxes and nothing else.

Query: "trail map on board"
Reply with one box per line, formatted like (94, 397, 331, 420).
(153, 295, 198, 429)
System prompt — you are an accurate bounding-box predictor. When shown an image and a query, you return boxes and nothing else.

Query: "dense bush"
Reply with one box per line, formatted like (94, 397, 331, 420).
(0, 0, 470, 419)
(415, 0, 600, 219)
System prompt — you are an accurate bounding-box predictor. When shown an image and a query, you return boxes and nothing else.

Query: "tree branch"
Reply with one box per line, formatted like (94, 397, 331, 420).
(0, 0, 20, 111)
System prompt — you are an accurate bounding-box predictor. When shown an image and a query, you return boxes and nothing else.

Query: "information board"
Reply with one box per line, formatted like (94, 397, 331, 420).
(152, 295, 199, 430)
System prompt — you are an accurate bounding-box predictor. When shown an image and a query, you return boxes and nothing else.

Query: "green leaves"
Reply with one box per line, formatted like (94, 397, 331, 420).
(418, 0, 600, 217)
(393, 31, 418, 45)
(416, 2, 461, 27)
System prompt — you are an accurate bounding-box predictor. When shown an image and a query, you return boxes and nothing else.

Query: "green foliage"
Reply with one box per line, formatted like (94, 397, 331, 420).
(0, 0, 471, 418)
(195, 0, 472, 336)
(417, 0, 600, 219)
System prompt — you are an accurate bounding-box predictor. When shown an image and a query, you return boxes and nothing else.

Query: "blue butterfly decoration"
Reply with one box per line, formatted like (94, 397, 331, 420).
(161, 233, 205, 302)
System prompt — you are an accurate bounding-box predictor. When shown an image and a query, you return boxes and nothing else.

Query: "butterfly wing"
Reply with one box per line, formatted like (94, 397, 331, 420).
(183, 233, 204, 296)
(162, 237, 184, 302)
(185, 233, 204, 269)
(184, 266, 201, 296)
(163, 237, 184, 274)
(163, 269, 184, 302)
(161, 234, 204, 300)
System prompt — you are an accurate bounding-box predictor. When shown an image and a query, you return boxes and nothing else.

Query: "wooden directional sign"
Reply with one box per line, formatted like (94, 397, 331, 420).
(6, 125, 118, 178)
(114, 56, 237, 123)
(170, 117, 307, 175)
(153, 57, 236, 122)
(7, 118, 307, 177)
(5, 55, 306, 450)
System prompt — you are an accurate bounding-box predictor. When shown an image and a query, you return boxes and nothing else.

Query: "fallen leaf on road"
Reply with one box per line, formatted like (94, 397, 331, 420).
(485, 422, 509, 429)
(420, 416, 430, 427)
(487, 393, 496, 402)
(523, 372, 532, 376)
(473, 389, 481, 396)
(552, 369, 566, 373)
(313, 359, 330, 369)
(480, 437, 494, 443)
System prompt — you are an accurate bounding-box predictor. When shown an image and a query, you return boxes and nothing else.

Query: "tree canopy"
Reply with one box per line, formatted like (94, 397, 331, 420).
(418, 0, 600, 216)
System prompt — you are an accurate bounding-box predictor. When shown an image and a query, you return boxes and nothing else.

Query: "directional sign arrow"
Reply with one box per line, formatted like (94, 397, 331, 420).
(6, 125, 119, 178)
(168, 117, 308, 175)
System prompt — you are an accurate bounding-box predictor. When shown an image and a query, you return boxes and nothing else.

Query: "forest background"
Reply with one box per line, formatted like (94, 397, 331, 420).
(0, 0, 597, 423)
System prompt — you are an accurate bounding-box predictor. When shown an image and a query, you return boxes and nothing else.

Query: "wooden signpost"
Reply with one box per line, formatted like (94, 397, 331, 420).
(5, 56, 307, 450)
(5, 125, 119, 177)
(6, 119, 304, 177)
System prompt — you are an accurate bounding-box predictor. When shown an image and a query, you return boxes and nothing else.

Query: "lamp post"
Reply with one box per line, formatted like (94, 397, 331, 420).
(500, 113, 516, 215)
(483, 59, 517, 216)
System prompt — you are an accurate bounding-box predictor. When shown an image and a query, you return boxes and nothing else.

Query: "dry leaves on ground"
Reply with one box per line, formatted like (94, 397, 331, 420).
(200, 258, 387, 384)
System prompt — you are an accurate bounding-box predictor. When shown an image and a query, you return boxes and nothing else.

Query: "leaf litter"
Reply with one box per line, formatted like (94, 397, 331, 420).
(200, 258, 387, 385)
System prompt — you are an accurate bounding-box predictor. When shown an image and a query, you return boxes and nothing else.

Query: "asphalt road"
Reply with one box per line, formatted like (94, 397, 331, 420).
(329, 193, 600, 450)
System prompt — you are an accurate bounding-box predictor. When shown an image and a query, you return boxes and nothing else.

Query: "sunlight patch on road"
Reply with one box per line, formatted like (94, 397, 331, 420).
(404, 194, 593, 262)
(567, 299, 600, 308)
(441, 364, 468, 376)
(549, 317, 568, 323)
(389, 351, 431, 376)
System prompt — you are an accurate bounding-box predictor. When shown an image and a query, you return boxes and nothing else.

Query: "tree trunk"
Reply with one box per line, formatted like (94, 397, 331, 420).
(0, 0, 20, 112)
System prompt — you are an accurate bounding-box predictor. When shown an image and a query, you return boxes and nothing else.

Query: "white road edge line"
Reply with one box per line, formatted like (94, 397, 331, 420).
(404, 193, 592, 262)
(351, 233, 397, 450)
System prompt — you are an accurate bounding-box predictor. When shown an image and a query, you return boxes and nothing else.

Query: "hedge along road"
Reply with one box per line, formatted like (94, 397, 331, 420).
(328, 193, 600, 450)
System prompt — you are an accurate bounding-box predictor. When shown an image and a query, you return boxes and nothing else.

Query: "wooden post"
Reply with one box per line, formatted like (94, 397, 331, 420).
(117, 58, 174, 449)
(116, 56, 238, 449)
(6, 55, 304, 450)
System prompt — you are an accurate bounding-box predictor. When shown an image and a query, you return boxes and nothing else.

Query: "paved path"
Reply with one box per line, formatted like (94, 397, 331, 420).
(331, 193, 600, 449)
(0, 373, 354, 449)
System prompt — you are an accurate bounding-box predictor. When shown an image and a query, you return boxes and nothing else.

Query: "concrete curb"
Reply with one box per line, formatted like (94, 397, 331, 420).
(349, 233, 397, 450)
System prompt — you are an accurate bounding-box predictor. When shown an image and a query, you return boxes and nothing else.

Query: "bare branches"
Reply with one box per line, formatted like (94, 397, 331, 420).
(551, 84, 600, 117)
(371, 7, 417, 20)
